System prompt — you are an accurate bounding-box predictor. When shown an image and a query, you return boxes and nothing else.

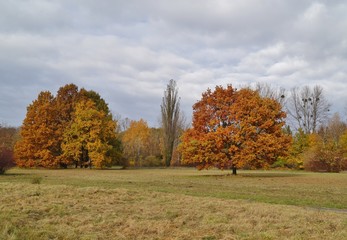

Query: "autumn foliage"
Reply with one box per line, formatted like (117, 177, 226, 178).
(14, 84, 120, 168)
(179, 85, 292, 174)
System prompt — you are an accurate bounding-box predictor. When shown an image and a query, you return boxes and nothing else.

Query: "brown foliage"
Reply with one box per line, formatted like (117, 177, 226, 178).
(0, 147, 15, 174)
(180, 85, 292, 173)
(304, 150, 346, 172)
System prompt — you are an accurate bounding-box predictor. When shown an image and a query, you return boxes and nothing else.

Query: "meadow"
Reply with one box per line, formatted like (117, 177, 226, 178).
(0, 168, 346, 239)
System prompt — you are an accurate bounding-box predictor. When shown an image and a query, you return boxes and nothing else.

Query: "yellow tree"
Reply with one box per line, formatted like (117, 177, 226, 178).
(179, 85, 291, 175)
(14, 91, 59, 168)
(122, 119, 150, 167)
(62, 99, 117, 168)
(54, 83, 80, 167)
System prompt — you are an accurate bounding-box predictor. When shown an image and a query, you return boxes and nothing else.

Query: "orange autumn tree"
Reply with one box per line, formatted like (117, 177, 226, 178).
(180, 85, 291, 175)
(15, 91, 59, 168)
(14, 84, 121, 169)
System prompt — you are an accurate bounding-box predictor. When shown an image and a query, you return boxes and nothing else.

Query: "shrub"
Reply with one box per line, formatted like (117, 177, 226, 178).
(0, 147, 15, 174)
(304, 149, 344, 172)
(142, 155, 163, 167)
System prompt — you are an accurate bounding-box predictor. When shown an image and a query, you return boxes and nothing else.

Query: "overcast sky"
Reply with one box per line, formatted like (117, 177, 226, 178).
(1, 0, 346, 127)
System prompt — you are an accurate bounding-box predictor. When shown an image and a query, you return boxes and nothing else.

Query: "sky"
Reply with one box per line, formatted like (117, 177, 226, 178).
(1, 0, 347, 127)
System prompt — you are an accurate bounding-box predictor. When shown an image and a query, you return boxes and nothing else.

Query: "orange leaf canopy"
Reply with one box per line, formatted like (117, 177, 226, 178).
(180, 85, 291, 171)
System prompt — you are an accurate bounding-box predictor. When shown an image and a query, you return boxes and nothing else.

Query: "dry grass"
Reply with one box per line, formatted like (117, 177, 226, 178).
(0, 168, 346, 239)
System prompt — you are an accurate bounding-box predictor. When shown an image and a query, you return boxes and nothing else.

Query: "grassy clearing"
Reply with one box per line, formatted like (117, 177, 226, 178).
(0, 168, 346, 239)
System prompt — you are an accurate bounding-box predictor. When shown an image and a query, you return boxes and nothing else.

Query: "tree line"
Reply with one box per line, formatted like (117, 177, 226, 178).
(1, 81, 347, 173)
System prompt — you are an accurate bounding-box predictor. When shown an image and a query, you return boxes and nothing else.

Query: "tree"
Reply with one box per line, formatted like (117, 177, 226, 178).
(0, 124, 18, 173)
(0, 124, 18, 149)
(287, 85, 330, 134)
(62, 99, 117, 168)
(304, 113, 347, 172)
(122, 119, 150, 167)
(254, 82, 286, 106)
(0, 147, 15, 174)
(54, 84, 80, 167)
(286, 128, 310, 169)
(14, 91, 59, 168)
(161, 79, 182, 167)
(179, 85, 291, 175)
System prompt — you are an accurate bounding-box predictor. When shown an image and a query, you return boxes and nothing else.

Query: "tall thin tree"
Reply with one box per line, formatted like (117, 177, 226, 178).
(161, 79, 181, 167)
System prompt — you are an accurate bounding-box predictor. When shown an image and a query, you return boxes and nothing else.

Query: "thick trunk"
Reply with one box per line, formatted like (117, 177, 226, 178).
(232, 167, 237, 175)
(165, 150, 172, 167)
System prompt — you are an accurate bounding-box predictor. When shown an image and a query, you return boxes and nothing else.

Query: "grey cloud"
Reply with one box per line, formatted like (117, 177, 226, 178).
(1, 0, 347, 126)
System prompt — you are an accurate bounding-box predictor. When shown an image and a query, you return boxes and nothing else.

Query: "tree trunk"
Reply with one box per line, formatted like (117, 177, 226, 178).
(232, 167, 237, 175)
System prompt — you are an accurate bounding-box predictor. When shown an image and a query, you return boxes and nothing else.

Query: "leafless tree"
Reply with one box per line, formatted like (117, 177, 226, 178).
(287, 85, 330, 134)
(254, 82, 286, 106)
(161, 79, 181, 167)
(325, 112, 346, 146)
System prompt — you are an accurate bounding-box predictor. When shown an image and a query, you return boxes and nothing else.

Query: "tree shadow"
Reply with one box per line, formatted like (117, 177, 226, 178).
(192, 171, 303, 178)
(0, 172, 32, 176)
(240, 172, 303, 178)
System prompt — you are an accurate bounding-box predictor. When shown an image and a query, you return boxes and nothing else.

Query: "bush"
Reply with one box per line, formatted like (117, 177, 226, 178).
(341, 158, 347, 171)
(304, 149, 344, 172)
(0, 147, 15, 174)
(142, 155, 163, 167)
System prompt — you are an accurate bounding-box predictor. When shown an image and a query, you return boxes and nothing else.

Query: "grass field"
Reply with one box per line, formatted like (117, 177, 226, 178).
(0, 168, 346, 239)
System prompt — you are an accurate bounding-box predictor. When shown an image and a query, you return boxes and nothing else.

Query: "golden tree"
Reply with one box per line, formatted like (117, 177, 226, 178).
(54, 84, 80, 167)
(122, 119, 150, 167)
(62, 99, 117, 168)
(180, 85, 291, 175)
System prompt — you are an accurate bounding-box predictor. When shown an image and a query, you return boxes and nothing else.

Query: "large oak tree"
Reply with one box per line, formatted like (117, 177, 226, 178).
(179, 85, 291, 174)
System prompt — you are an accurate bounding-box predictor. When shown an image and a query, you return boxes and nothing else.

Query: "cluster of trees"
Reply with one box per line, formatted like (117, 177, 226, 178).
(11, 81, 184, 170)
(1, 81, 347, 173)
(14, 84, 121, 168)
(120, 79, 185, 167)
(285, 113, 347, 172)
(255, 83, 346, 172)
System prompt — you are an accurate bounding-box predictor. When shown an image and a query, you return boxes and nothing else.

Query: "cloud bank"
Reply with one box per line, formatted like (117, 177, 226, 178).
(1, 0, 346, 126)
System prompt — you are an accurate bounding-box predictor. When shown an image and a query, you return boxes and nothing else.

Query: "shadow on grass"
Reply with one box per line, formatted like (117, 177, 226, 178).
(240, 172, 303, 178)
(193, 172, 303, 178)
(0, 172, 32, 176)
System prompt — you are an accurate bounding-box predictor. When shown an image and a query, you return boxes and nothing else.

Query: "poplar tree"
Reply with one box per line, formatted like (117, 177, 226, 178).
(161, 79, 181, 167)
